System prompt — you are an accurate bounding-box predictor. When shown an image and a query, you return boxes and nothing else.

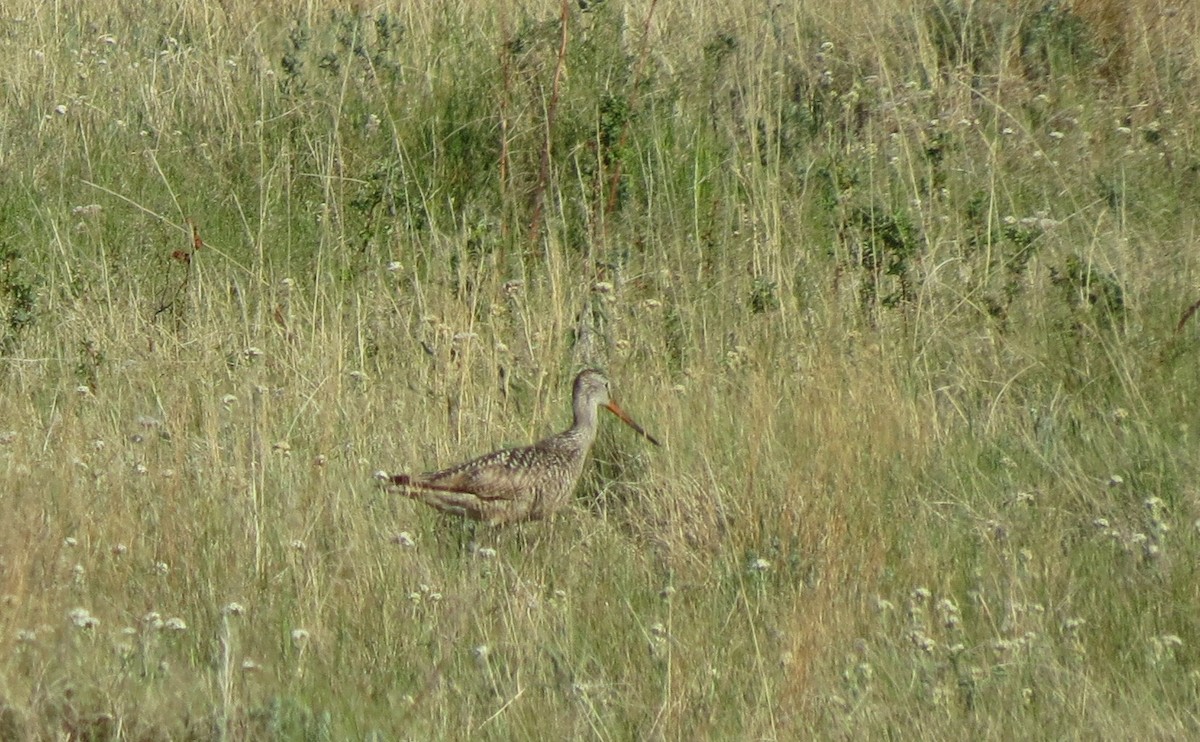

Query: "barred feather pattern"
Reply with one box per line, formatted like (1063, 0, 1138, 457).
(386, 369, 655, 525)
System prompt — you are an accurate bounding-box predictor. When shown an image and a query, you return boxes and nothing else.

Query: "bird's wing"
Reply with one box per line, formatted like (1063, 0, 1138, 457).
(394, 446, 545, 502)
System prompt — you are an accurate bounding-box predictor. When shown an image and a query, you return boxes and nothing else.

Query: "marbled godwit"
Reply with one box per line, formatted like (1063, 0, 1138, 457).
(386, 369, 660, 524)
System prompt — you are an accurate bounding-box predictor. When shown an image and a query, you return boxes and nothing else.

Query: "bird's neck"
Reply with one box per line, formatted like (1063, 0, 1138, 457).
(566, 399, 601, 446)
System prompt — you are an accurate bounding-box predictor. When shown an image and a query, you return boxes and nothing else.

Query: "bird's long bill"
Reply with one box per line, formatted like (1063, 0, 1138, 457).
(604, 401, 662, 446)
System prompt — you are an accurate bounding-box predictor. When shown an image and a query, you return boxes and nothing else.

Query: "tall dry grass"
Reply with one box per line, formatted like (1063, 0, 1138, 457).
(0, 0, 1198, 738)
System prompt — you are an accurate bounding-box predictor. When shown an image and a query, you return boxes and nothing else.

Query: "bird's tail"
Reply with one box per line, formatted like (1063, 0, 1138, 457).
(376, 471, 418, 497)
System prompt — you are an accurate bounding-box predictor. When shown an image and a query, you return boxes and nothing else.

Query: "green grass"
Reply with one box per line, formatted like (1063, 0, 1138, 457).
(1, 0, 1199, 738)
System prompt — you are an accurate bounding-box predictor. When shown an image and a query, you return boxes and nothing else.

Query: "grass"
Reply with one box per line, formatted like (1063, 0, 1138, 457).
(1, 0, 1199, 738)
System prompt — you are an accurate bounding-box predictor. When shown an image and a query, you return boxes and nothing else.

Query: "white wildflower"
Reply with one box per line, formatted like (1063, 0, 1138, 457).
(68, 607, 99, 629)
(748, 558, 771, 573)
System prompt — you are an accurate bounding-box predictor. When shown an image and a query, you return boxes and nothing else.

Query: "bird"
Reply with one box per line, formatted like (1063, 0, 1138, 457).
(385, 369, 660, 525)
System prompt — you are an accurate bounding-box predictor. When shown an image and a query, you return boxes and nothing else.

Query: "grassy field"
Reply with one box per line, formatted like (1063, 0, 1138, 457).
(1, 0, 1199, 738)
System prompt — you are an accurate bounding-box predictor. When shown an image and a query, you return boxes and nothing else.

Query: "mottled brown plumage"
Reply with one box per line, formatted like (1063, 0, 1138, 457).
(387, 369, 660, 525)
